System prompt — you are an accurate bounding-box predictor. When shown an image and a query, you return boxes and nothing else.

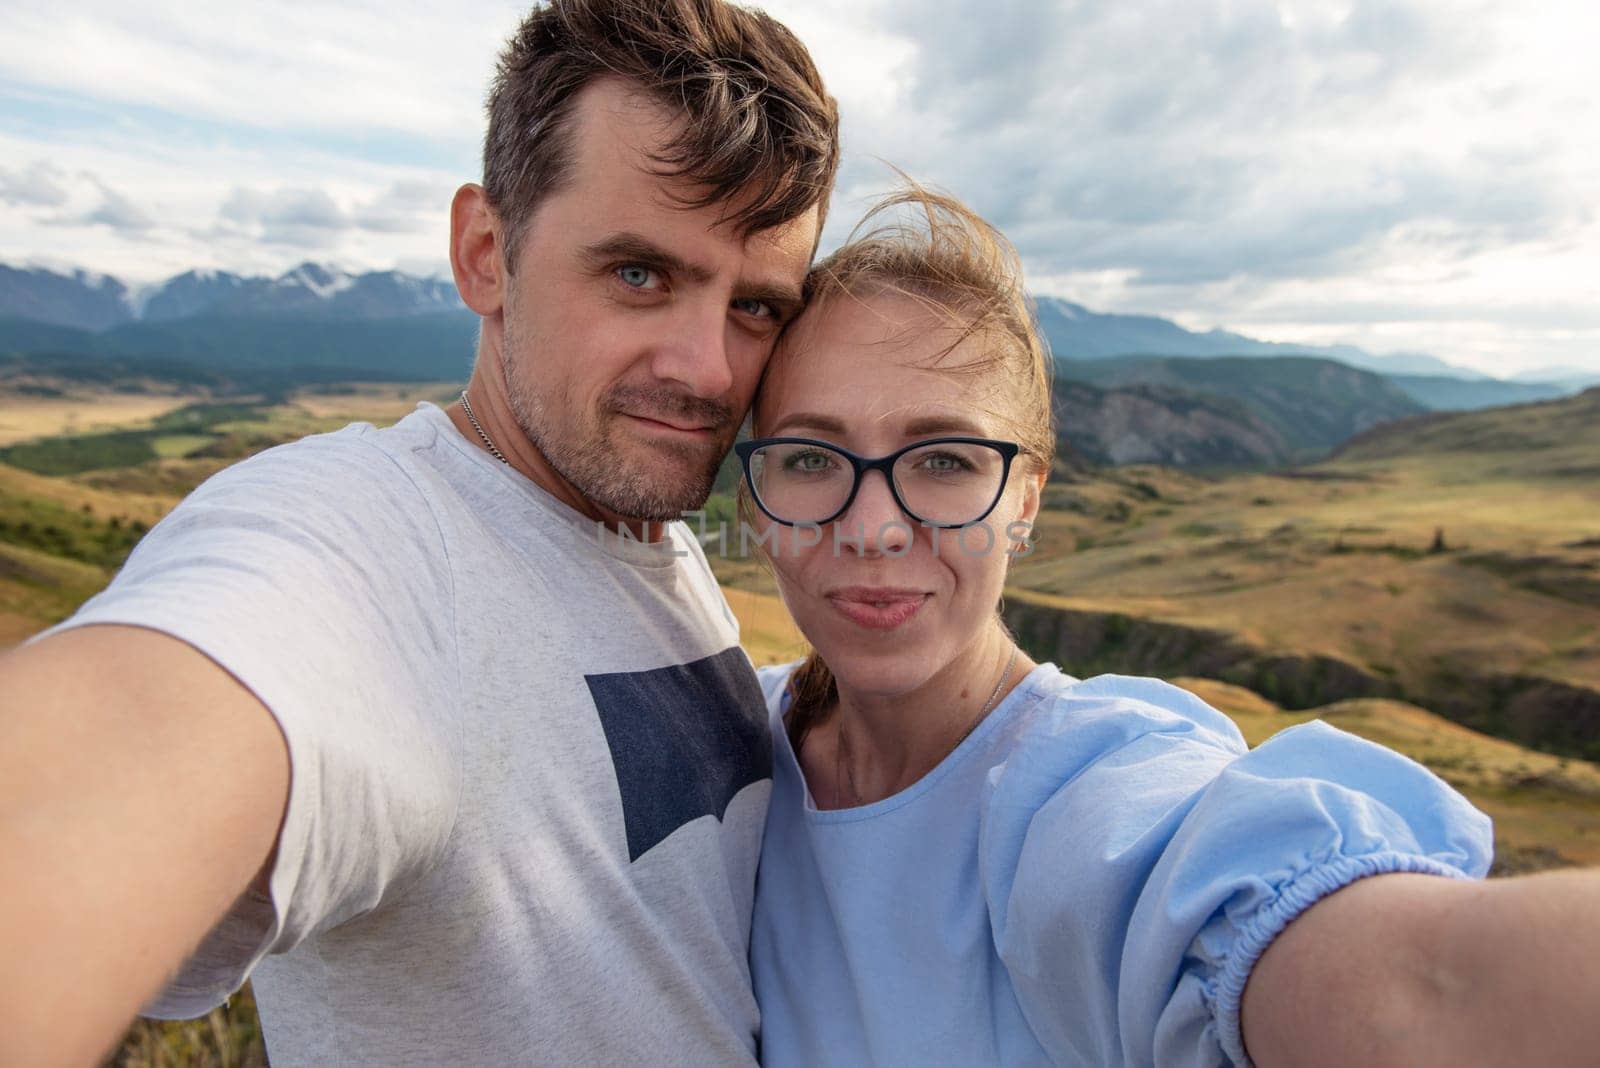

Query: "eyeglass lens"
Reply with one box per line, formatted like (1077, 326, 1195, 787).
(747, 441, 1007, 525)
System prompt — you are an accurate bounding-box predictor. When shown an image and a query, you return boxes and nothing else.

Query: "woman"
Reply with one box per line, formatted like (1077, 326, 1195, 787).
(739, 189, 1600, 1066)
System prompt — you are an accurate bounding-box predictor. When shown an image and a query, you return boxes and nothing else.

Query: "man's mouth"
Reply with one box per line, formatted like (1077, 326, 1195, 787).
(622, 411, 720, 434)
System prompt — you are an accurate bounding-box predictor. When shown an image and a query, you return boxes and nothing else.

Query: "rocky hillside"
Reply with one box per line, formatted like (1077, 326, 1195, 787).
(1054, 356, 1426, 468)
(1053, 379, 1286, 467)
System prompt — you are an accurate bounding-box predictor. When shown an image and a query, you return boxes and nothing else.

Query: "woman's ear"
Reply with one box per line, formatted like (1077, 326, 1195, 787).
(1003, 467, 1045, 561)
(1018, 467, 1044, 526)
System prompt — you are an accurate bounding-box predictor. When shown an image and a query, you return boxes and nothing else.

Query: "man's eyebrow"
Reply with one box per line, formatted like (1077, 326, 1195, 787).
(579, 233, 713, 284)
(580, 232, 802, 313)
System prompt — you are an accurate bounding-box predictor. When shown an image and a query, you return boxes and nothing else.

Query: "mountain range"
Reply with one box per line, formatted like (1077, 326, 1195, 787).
(2, 262, 1596, 468)
(1053, 356, 1426, 465)
(0, 263, 464, 328)
(1032, 297, 1493, 380)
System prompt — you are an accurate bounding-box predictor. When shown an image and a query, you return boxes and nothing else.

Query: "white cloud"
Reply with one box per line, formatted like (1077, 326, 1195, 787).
(0, 160, 70, 207)
(81, 180, 157, 233)
(0, 2, 520, 144)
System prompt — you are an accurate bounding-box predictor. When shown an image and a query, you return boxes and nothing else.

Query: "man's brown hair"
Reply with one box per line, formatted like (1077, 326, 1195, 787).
(484, 0, 841, 270)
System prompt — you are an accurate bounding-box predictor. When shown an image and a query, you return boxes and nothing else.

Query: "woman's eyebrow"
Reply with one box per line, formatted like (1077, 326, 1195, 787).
(902, 415, 987, 437)
(764, 413, 989, 439)
(767, 412, 847, 436)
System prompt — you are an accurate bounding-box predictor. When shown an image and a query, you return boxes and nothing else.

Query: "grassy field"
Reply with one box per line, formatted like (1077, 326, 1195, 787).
(0, 393, 194, 446)
(1009, 394, 1600, 758)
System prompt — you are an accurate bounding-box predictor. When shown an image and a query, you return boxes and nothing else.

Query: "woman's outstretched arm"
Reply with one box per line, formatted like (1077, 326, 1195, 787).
(1241, 869, 1600, 1068)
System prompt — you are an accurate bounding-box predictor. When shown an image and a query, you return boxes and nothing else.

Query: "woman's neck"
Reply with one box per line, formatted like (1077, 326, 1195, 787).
(814, 629, 1032, 807)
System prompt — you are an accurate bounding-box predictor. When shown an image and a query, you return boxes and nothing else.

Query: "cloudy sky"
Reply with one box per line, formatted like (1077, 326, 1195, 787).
(2, 0, 1596, 376)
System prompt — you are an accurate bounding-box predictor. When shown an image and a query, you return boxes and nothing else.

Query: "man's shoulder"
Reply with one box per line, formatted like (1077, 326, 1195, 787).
(188, 408, 451, 516)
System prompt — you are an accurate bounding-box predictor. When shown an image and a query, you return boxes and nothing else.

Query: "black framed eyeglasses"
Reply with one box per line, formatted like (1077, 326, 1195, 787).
(734, 436, 1021, 528)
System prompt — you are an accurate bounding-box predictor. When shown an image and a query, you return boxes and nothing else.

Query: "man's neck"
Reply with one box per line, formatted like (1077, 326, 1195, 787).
(447, 367, 666, 543)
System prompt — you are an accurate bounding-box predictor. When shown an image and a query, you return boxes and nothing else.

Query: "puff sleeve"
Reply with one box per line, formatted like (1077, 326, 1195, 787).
(979, 674, 1492, 1067)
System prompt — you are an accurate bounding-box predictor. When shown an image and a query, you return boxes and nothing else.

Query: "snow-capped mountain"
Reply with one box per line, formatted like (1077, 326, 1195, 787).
(139, 268, 251, 322)
(0, 265, 135, 331)
(0, 262, 464, 329)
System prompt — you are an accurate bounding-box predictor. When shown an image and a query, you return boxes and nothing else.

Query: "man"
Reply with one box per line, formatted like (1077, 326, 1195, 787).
(0, 1, 838, 1063)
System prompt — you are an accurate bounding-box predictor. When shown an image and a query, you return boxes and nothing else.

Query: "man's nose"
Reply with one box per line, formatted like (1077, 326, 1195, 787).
(836, 470, 913, 556)
(650, 302, 735, 399)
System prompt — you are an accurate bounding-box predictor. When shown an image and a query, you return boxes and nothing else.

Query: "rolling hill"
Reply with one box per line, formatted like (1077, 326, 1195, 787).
(1009, 387, 1600, 764)
(1055, 355, 1425, 467)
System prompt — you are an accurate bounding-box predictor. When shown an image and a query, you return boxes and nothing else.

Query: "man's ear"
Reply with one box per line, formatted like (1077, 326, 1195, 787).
(450, 183, 506, 317)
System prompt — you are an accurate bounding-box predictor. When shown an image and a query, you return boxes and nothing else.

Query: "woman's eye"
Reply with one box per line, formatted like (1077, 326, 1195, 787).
(922, 453, 970, 473)
(786, 450, 833, 472)
(616, 265, 660, 290)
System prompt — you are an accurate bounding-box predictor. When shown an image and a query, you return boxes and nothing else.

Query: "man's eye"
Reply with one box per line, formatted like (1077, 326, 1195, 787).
(617, 265, 660, 290)
(732, 297, 775, 320)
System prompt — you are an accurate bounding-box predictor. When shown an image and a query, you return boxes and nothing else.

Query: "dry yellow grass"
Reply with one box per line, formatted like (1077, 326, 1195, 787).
(1011, 452, 1600, 705)
(0, 393, 193, 446)
(0, 460, 172, 525)
(285, 383, 462, 423)
(0, 542, 110, 647)
(726, 586, 807, 666)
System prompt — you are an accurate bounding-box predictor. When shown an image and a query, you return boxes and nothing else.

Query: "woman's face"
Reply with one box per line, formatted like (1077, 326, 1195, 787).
(751, 290, 1042, 699)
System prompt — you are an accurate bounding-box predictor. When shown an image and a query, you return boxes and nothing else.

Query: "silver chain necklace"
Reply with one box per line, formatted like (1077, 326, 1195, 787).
(460, 389, 510, 466)
(834, 642, 1020, 809)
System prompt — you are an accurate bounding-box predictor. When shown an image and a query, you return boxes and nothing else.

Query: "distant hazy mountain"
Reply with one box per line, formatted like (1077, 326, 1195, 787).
(0, 265, 133, 332)
(1055, 356, 1425, 467)
(1388, 375, 1569, 412)
(0, 311, 476, 383)
(1508, 365, 1600, 392)
(139, 269, 251, 322)
(1034, 296, 1487, 380)
(0, 262, 464, 329)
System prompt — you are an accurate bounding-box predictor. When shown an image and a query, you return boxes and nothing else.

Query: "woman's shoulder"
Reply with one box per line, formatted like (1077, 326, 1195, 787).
(1003, 666, 1250, 773)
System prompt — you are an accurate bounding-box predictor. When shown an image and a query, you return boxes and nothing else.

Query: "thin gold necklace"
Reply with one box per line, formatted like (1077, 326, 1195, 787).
(834, 643, 1020, 809)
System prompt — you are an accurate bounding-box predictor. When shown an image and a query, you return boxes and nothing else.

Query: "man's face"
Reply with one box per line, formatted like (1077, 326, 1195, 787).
(495, 79, 819, 523)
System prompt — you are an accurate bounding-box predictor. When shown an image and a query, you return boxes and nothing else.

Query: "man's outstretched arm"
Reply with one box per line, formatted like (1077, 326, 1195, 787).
(0, 624, 290, 1067)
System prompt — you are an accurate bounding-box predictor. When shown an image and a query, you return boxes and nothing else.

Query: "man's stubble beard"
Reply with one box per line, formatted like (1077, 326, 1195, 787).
(499, 320, 734, 523)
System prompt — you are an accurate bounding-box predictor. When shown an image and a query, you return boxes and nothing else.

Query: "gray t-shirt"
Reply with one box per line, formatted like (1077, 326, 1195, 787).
(46, 404, 771, 1066)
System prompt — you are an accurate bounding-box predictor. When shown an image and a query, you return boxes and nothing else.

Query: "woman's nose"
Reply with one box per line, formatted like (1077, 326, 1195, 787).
(835, 470, 913, 557)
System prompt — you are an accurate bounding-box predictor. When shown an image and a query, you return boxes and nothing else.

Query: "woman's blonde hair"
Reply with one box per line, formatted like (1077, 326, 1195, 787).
(754, 182, 1056, 755)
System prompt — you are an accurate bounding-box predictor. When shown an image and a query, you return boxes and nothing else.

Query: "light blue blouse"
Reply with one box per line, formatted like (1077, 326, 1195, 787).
(750, 662, 1492, 1067)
